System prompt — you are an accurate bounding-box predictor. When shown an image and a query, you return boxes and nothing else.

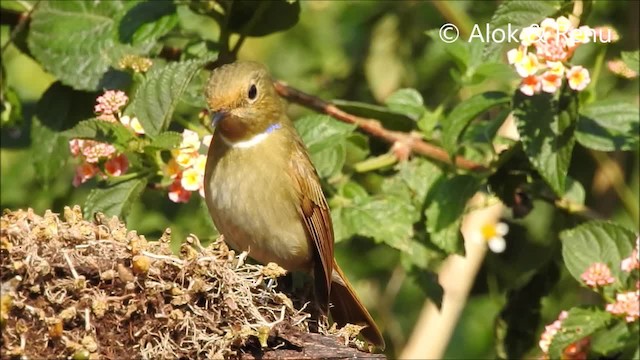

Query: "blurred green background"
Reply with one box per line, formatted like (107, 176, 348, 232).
(2, 1, 638, 358)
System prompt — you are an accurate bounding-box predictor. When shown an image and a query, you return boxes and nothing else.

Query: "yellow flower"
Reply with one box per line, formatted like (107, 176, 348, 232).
(566, 66, 591, 91)
(507, 46, 526, 65)
(515, 53, 540, 78)
(479, 222, 509, 253)
(194, 155, 207, 175)
(555, 16, 572, 33)
(181, 168, 202, 191)
(164, 158, 181, 179)
(175, 150, 198, 168)
(120, 115, 145, 135)
(180, 129, 201, 152)
(546, 61, 565, 76)
(519, 26, 542, 47)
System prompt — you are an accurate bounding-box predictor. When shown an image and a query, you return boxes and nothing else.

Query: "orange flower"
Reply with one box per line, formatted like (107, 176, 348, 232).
(104, 154, 129, 177)
(168, 179, 191, 203)
(72, 162, 99, 187)
(541, 71, 562, 93)
(520, 75, 541, 96)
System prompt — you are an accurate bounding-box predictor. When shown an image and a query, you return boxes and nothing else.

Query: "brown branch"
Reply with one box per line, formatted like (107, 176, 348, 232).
(273, 81, 487, 172)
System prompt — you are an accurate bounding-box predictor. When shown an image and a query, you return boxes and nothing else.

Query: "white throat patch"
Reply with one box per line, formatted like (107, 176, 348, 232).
(218, 123, 281, 149)
(220, 132, 270, 149)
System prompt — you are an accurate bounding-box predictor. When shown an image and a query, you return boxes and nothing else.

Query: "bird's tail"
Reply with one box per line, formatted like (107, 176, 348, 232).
(329, 259, 385, 350)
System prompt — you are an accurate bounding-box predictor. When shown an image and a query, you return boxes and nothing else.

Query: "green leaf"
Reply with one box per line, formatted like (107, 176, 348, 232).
(424, 174, 483, 255)
(334, 194, 417, 251)
(295, 115, 356, 178)
(27, 0, 147, 91)
(382, 158, 442, 209)
(514, 90, 577, 196)
(31, 117, 70, 186)
(35, 82, 97, 131)
(560, 221, 636, 287)
(129, 59, 207, 137)
(119, 1, 178, 45)
(590, 321, 635, 356)
(384, 88, 425, 121)
(65, 119, 136, 151)
(145, 131, 183, 150)
(411, 269, 443, 309)
(575, 100, 639, 152)
(333, 99, 415, 132)
(482, 0, 562, 61)
(227, 0, 300, 37)
(0, 0, 35, 12)
(548, 308, 612, 359)
(441, 91, 510, 155)
(621, 50, 639, 73)
(496, 261, 560, 359)
(562, 176, 585, 206)
(84, 178, 147, 219)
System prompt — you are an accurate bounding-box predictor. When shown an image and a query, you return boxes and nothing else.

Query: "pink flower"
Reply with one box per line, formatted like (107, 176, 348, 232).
(520, 75, 541, 96)
(566, 66, 591, 91)
(580, 262, 615, 288)
(606, 291, 639, 323)
(621, 237, 640, 272)
(539, 311, 568, 354)
(72, 162, 99, 187)
(80, 140, 117, 163)
(104, 154, 129, 176)
(168, 179, 191, 203)
(95, 90, 128, 121)
(69, 139, 84, 157)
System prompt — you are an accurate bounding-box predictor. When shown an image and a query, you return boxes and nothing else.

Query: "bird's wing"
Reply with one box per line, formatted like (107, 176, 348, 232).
(289, 137, 334, 312)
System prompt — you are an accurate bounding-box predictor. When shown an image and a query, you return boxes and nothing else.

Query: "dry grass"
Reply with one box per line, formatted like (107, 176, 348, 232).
(0, 207, 366, 359)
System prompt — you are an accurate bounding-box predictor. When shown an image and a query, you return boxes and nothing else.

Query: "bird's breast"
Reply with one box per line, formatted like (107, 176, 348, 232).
(204, 132, 312, 271)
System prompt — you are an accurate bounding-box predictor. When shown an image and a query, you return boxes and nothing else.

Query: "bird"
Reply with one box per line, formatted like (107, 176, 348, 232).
(203, 60, 384, 349)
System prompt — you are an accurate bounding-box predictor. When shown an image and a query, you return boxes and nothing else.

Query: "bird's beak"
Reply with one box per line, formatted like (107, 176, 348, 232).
(211, 110, 228, 127)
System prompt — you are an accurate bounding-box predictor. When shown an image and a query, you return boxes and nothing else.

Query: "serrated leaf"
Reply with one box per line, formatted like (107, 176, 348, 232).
(35, 82, 97, 131)
(482, 1, 562, 61)
(425, 174, 483, 255)
(119, 1, 178, 45)
(335, 194, 417, 251)
(562, 176, 585, 205)
(145, 131, 183, 150)
(31, 117, 69, 186)
(621, 50, 639, 73)
(129, 59, 207, 137)
(560, 221, 635, 287)
(294, 115, 356, 178)
(590, 321, 634, 356)
(333, 99, 415, 132)
(441, 91, 510, 155)
(65, 119, 136, 151)
(514, 90, 577, 196)
(575, 100, 639, 151)
(548, 308, 612, 358)
(382, 158, 442, 208)
(227, 0, 300, 37)
(27, 0, 147, 91)
(384, 88, 425, 120)
(84, 178, 147, 219)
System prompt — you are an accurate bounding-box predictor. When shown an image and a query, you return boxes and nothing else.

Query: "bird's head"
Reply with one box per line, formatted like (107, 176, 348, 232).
(205, 61, 283, 142)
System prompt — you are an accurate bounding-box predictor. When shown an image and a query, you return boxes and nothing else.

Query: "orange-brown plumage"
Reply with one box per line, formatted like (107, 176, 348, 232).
(203, 61, 384, 349)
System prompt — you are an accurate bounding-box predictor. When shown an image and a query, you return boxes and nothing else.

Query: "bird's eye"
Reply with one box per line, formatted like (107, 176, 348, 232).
(248, 84, 258, 101)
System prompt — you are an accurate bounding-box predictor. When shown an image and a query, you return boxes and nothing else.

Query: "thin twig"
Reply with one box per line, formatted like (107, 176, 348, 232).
(273, 81, 487, 172)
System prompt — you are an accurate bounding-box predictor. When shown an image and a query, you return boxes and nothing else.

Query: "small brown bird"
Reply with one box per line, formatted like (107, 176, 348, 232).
(203, 61, 384, 349)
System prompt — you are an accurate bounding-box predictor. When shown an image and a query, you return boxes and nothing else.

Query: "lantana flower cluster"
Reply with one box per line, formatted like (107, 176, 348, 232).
(507, 17, 612, 96)
(69, 90, 144, 187)
(606, 237, 640, 323)
(164, 130, 212, 203)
